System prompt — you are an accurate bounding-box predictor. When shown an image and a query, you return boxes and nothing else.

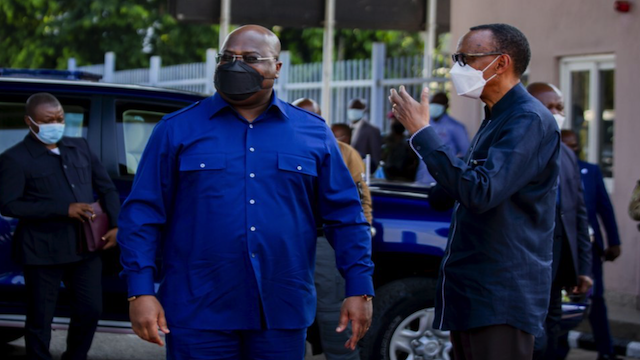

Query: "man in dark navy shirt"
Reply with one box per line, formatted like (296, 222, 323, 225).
(0, 93, 120, 360)
(118, 25, 374, 360)
(390, 24, 560, 359)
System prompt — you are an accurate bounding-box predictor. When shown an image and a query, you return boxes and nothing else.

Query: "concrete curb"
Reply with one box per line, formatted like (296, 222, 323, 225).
(569, 330, 640, 358)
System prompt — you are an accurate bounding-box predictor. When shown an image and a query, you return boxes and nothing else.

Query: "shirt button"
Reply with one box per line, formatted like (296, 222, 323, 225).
(63, 164, 68, 169)
(416, 146, 422, 150)
(200, 163, 206, 168)
(71, 184, 75, 188)
(297, 165, 302, 171)
(249, 199, 255, 204)
(250, 173, 255, 178)
(249, 124, 254, 129)
(249, 147, 255, 152)
(251, 253, 256, 258)
(250, 226, 256, 232)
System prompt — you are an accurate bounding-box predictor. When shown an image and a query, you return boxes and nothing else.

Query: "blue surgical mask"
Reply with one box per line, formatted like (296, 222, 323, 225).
(429, 104, 446, 119)
(28, 116, 65, 145)
(347, 109, 365, 122)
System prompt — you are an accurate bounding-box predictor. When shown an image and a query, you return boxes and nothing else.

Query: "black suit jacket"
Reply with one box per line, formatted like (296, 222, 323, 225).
(351, 120, 382, 171)
(0, 135, 120, 265)
(554, 143, 592, 284)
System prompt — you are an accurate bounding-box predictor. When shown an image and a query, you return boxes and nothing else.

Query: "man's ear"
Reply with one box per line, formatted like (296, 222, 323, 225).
(275, 61, 283, 78)
(495, 54, 512, 76)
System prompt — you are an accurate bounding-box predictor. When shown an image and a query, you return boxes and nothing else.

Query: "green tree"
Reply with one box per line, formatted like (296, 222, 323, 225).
(0, 0, 219, 69)
(0, 0, 425, 70)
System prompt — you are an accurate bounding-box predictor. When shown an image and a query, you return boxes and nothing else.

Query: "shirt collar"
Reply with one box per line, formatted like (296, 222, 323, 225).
(24, 134, 76, 158)
(484, 82, 527, 120)
(208, 91, 290, 121)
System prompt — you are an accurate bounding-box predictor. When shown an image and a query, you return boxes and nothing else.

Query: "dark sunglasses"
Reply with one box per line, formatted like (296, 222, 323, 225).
(451, 52, 502, 67)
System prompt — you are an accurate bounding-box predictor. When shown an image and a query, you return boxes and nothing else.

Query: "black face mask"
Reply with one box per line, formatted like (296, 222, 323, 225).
(214, 61, 269, 101)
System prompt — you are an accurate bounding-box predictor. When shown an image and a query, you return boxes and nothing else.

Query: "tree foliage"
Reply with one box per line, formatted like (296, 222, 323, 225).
(0, 0, 219, 69)
(0, 0, 424, 70)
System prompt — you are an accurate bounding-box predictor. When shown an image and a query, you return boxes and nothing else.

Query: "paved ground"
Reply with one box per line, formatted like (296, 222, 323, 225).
(0, 330, 629, 360)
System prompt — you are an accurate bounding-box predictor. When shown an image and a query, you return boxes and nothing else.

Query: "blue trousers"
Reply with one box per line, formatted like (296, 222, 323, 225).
(166, 326, 307, 360)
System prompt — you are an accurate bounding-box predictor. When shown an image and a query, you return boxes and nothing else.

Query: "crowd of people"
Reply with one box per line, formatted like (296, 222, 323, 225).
(2, 22, 640, 360)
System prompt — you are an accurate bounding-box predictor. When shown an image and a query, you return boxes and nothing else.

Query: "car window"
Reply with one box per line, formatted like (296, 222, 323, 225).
(116, 101, 188, 176)
(0, 97, 89, 154)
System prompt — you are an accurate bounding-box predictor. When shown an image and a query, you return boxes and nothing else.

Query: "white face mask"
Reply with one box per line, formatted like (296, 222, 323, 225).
(553, 114, 566, 129)
(28, 116, 65, 145)
(449, 55, 501, 99)
(347, 109, 365, 122)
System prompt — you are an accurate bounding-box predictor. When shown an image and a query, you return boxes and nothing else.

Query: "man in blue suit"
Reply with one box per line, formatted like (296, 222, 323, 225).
(562, 129, 621, 360)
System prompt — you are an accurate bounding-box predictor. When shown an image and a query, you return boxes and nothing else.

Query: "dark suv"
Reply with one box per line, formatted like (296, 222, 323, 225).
(0, 74, 585, 360)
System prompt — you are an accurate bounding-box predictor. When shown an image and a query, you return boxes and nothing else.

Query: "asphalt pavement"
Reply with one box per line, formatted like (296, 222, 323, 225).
(0, 330, 628, 360)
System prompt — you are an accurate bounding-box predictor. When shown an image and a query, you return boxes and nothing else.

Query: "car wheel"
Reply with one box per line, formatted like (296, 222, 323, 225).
(360, 277, 451, 360)
(0, 327, 24, 344)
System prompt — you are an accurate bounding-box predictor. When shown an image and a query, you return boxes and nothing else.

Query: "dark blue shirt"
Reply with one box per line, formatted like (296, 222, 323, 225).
(410, 84, 560, 336)
(117, 93, 374, 330)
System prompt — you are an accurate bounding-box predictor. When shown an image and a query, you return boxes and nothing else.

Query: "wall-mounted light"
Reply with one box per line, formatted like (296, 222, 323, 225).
(614, 0, 633, 12)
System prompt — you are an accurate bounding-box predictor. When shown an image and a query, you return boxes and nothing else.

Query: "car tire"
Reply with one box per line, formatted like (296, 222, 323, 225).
(0, 327, 24, 344)
(359, 277, 451, 360)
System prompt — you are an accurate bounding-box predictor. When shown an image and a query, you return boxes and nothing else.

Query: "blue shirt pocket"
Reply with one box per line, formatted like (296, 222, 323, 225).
(277, 153, 318, 177)
(179, 153, 226, 171)
(178, 153, 227, 197)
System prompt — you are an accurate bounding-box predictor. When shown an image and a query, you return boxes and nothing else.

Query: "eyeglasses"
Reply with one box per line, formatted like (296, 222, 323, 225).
(216, 54, 278, 64)
(451, 52, 502, 67)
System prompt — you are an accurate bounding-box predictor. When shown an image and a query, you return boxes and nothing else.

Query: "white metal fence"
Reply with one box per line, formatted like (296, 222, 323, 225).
(71, 43, 450, 130)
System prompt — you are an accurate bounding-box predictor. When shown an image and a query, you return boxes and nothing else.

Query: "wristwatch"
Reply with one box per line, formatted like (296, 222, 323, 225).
(362, 294, 373, 302)
(127, 295, 140, 302)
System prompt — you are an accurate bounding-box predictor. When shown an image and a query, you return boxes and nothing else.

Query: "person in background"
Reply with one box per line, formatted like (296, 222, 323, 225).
(415, 92, 470, 185)
(381, 110, 419, 181)
(331, 123, 353, 145)
(528, 82, 593, 360)
(562, 129, 622, 360)
(293, 97, 372, 360)
(347, 98, 382, 172)
(118, 25, 373, 360)
(0, 92, 120, 360)
(390, 23, 560, 359)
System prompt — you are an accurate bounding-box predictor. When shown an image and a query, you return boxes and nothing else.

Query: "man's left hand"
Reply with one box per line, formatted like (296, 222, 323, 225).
(604, 245, 621, 262)
(337, 295, 373, 350)
(388, 86, 430, 135)
(101, 228, 118, 250)
(572, 275, 593, 295)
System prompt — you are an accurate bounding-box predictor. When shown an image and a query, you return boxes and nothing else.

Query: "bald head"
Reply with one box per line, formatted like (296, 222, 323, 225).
(292, 98, 321, 116)
(527, 82, 561, 98)
(527, 82, 564, 116)
(223, 25, 281, 57)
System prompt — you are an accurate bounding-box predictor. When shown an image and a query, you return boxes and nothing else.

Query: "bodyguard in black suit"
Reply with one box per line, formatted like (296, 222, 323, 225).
(0, 93, 120, 360)
(528, 83, 592, 360)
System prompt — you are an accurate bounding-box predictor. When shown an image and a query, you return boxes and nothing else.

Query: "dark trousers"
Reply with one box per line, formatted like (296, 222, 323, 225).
(589, 253, 615, 356)
(313, 237, 359, 360)
(451, 324, 534, 360)
(533, 284, 563, 360)
(23, 255, 102, 360)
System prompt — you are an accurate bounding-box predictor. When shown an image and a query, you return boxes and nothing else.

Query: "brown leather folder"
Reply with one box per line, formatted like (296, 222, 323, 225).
(84, 201, 109, 252)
